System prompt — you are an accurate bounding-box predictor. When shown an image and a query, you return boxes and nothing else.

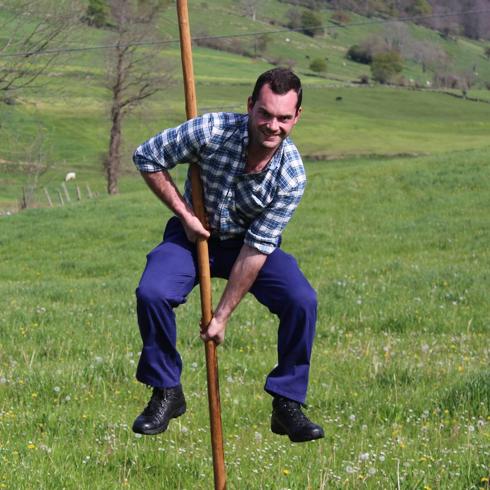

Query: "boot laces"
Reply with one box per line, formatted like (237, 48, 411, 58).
(142, 388, 167, 416)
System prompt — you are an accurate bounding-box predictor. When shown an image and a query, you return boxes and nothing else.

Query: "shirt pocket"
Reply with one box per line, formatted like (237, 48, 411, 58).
(231, 177, 274, 225)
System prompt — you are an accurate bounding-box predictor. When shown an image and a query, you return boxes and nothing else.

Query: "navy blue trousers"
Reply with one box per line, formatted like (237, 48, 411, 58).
(135, 217, 317, 404)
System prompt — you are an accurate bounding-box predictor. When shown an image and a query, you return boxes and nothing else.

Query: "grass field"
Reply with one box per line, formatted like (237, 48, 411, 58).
(1, 147, 489, 489)
(1, 2, 490, 488)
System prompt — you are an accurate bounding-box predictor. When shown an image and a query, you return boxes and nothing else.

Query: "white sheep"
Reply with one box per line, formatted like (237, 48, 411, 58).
(65, 172, 76, 182)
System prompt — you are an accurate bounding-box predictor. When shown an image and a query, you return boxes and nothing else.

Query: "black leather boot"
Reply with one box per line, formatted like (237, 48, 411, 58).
(271, 396, 324, 443)
(132, 385, 186, 435)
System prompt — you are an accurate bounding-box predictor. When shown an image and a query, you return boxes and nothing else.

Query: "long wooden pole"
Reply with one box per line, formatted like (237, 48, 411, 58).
(176, 2, 226, 489)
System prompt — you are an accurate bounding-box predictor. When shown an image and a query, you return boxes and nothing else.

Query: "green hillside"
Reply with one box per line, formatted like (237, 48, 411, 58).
(1, 0, 490, 211)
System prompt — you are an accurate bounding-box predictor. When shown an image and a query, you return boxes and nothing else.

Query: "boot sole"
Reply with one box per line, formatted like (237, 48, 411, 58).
(271, 419, 324, 443)
(133, 403, 187, 436)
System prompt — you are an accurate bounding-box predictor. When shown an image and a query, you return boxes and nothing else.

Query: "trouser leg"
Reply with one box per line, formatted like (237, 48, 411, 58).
(211, 241, 317, 405)
(135, 218, 197, 388)
(250, 249, 317, 405)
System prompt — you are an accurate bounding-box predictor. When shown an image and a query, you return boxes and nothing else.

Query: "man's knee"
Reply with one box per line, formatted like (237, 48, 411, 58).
(289, 284, 317, 313)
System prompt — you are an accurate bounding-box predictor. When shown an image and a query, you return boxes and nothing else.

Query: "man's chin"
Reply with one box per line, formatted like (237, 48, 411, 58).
(260, 137, 282, 149)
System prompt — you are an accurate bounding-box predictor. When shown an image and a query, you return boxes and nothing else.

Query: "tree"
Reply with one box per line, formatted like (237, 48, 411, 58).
(309, 58, 327, 73)
(0, 1, 80, 99)
(104, 0, 172, 195)
(371, 51, 403, 84)
(408, 0, 432, 16)
(485, 46, 490, 59)
(346, 44, 372, 64)
(240, 0, 259, 22)
(83, 0, 111, 28)
(301, 10, 323, 37)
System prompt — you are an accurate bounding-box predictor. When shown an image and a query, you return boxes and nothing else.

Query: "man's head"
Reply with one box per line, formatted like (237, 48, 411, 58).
(250, 68, 302, 112)
(248, 68, 302, 151)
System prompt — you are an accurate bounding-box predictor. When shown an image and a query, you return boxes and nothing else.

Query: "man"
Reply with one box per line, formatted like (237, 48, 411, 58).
(131, 68, 323, 443)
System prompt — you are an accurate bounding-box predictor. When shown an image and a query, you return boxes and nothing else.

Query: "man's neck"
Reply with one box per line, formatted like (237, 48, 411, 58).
(245, 142, 278, 174)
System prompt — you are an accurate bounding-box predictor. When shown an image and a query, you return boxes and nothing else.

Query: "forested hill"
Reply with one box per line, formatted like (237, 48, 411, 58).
(288, 0, 490, 40)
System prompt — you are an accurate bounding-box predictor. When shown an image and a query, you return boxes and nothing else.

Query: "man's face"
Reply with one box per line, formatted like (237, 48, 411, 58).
(247, 83, 301, 151)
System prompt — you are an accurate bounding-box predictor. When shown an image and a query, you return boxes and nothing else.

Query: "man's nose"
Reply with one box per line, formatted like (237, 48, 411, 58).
(267, 118, 279, 132)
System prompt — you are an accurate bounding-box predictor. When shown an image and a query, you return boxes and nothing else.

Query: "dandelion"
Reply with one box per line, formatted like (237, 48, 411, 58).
(349, 414, 356, 423)
(368, 467, 376, 476)
(191, 362, 198, 370)
(282, 468, 290, 476)
(359, 452, 369, 462)
(31, 393, 38, 399)
(346, 465, 355, 474)
(53, 386, 61, 393)
(27, 443, 36, 450)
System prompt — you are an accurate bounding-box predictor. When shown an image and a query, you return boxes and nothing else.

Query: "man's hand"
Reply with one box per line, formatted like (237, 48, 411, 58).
(200, 244, 268, 346)
(140, 170, 210, 242)
(201, 316, 227, 345)
(182, 214, 210, 243)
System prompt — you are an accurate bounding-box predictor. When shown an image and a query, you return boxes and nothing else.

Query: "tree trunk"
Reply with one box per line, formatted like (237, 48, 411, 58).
(107, 106, 122, 195)
(106, 45, 125, 195)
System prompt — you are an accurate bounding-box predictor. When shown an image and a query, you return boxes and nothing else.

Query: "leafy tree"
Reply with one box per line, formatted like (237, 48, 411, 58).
(346, 44, 372, 64)
(301, 10, 322, 37)
(408, 0, 432, 16)
(309, 58, 327, 73)
(83, 0, 111, 28)
(371, 51, 403, 84)
(331, 10, 351, 25)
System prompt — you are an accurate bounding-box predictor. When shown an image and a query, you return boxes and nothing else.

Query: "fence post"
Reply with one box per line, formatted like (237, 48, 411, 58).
(44, 187, 53, 208)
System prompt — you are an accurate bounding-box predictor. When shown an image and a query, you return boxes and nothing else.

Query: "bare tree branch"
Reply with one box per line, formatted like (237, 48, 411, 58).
(104, 0, 174, 195)
(0, 0, 82, 95)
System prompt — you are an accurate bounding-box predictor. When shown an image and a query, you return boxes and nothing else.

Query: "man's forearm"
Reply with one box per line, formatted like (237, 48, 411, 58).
(141, 170, 192, 220)
(214, 244, 267, 323)
(202, 243, 267, 344)
(141, 170, 209, 241)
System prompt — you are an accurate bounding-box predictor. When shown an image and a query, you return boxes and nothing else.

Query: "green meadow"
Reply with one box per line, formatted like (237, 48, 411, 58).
(1, 147, 489, 488)
(2, 1, 490, 488)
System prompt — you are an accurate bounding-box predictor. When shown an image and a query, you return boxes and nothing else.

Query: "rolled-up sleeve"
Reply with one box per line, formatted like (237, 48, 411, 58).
(132, 114, 215, 172)
(244, 179, 305, 255)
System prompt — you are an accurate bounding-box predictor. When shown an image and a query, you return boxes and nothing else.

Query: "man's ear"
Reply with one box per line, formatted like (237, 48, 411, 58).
(294, 106, 302, 122)
(247, 96, 254, 113)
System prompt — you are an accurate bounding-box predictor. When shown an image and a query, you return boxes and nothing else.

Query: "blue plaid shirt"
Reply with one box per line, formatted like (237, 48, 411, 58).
(133, 112, 306, 254)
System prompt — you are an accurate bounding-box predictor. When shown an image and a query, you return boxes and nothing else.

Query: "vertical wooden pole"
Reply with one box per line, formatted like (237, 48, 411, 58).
(176, 2, 226, 489)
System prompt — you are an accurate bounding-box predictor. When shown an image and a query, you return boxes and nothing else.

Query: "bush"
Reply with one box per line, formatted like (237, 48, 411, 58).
(309, 58, 327, 73)
(331, 10, 351, 25)
(371, 51, 403, 84)
(359, 74, 370, 85)
(432, 71, 475, 90)
(82, 0, 110, 28)
(301, 10, 322, 37)
(346, 44, 372, 64)
(485, 47, 490, 60)
(195, 31, 251, 57)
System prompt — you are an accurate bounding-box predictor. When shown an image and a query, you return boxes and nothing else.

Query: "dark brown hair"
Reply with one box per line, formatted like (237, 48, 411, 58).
(250, 68, 302, 111)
